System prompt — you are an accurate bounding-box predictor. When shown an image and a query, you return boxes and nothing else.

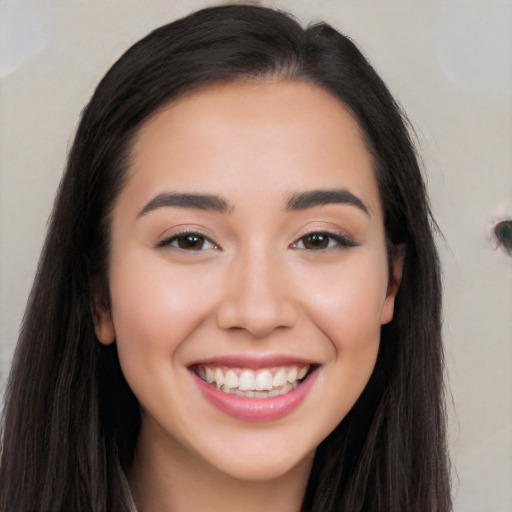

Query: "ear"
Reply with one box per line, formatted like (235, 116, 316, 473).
(94, 304, 116, 345)
(380, 244, 405, 325)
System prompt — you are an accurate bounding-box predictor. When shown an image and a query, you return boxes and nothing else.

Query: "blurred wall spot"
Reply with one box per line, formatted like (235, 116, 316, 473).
(0, 0, 49, 78)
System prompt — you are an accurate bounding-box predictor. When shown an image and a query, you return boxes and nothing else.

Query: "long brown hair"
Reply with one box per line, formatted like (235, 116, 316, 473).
(1, 4, 451, 511)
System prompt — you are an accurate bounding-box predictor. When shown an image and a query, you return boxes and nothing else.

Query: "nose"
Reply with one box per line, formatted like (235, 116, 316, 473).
(216, 250, 299, 338)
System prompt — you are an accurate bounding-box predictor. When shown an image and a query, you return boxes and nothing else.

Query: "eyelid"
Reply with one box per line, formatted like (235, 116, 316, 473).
(291, 230, 358, 250)
(156, 229, 220, 251)
(154, 226, 356, 251)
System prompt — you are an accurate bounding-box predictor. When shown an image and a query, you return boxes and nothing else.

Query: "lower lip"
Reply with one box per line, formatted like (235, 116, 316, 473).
(191, 370, 318, 422)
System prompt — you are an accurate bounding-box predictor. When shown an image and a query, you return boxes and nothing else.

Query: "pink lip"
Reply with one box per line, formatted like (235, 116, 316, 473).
(189, 353, 315, 369)
(191, 367, 318, 422)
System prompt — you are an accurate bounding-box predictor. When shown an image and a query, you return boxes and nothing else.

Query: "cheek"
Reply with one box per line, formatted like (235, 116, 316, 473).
(299, 255, 389, 350)
(108, 254, 218, 360)
(303, 258, 386, 423)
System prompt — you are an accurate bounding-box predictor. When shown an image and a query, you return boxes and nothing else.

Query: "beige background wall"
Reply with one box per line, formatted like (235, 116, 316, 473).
(1, 1, 511, 510)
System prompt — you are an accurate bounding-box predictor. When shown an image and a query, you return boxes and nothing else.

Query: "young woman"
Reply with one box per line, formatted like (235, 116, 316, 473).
(0, 4, 451, 511)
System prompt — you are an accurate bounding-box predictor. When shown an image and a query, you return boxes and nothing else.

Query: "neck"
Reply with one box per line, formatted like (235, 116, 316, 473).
(127, 423, 313, 512)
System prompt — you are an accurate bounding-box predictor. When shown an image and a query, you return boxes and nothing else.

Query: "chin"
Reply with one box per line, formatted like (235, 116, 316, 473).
(208, 449, 315, 482)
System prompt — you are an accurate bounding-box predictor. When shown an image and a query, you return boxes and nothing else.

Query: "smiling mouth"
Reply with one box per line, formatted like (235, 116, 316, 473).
(191, 364, 314, 398)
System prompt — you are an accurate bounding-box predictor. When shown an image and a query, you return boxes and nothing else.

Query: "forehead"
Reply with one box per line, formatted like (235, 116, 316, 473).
(123, 79, 381, 216)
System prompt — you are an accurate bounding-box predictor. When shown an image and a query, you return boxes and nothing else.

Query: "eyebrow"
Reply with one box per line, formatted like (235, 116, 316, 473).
(137, 188, 369, 217)
(285, 189, 369, 215)
(138, 192, 231, 217)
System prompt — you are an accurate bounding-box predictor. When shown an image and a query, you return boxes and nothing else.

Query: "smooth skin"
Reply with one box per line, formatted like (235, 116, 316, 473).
(95, 80, 403, 512)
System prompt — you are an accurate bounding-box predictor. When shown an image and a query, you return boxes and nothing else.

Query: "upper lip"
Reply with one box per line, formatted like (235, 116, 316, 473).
(187, 353, 319, 370)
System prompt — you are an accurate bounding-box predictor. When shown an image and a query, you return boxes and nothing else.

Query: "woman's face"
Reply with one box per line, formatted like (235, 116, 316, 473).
(96, 80, 401, 481)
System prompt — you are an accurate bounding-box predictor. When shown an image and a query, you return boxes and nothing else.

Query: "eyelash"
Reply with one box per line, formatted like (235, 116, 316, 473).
(156, 231, 218, 251)
(156, 230, 357, 252)
(291, 231, 357, 250)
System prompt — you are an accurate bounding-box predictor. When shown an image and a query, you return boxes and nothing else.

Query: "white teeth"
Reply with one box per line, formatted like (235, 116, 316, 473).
(214, 368, 224, 387)
(196, 364, 311, 397)
(297, 366, 308, 380)
(219, 381, 295, 398)
(238, 370, 256, 391)
(273, 369, 287, 388)
(286, 367, 297, 383)
(205, 367, 214, 384)
(255, 370, 273, 391)
(224, 369, 238, 389)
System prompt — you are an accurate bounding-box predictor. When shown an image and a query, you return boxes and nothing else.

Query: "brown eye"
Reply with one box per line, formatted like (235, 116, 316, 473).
(157, 232, 217, 251)
(292, 231, 357, 251)
(302, 233, 330, 250)
(176, 234, 206, 250)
